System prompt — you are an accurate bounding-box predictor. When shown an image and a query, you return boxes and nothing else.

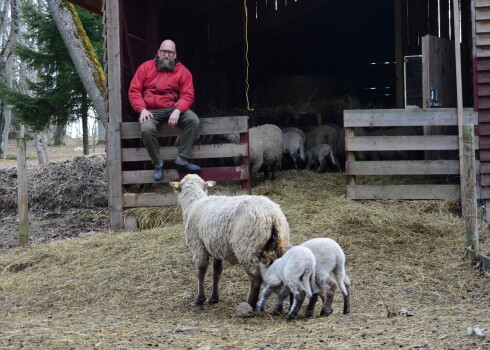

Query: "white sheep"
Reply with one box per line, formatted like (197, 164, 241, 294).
(256, 246, 317, 321)
(169, 174, 290, 308)
(222, 124, 283, 186)
(249, 124, 282, 185)
(300, 238, 350, 317)
(282, 131, 306, 169)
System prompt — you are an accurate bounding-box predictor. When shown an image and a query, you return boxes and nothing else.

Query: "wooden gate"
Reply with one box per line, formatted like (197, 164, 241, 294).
(344, 108, 478, 200)
(107, 116, 251, 229)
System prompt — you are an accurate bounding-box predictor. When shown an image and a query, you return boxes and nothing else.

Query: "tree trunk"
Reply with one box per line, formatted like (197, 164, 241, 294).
(35, 133, 46, 165)
(0, 53, 14, 159)
(46, 0, 107, 128)
(97, 119, 105, 144)
(41, 131, 49, 162)
(81, 93, 89, 155)
(52, 123, 66, 145)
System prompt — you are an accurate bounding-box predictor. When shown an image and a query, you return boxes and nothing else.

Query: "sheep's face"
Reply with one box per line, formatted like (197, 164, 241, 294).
(258, 251, 277, 267)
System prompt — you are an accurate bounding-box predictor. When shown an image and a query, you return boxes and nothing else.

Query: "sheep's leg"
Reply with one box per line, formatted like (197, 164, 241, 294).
(196, 264, 208, 306)
(305, 293, 319, 318)
(247, 272, 262, 309)
(320, 280, 336, 317)
(256, 285, 273, 315)
(343, 283, 350, 314)
(273, 286, 289, 315)
(286, 290, 306, 321)
(209, 259, 222, 305)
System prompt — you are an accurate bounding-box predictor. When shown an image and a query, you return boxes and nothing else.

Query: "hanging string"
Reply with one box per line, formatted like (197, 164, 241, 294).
(244, 0, 254, 111)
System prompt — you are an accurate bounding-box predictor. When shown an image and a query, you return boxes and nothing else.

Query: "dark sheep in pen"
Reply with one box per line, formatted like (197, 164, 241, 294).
(306, 144, 341, 172)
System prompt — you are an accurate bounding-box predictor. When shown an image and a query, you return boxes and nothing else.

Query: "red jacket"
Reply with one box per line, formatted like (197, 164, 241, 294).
(128, 58, 195, 114)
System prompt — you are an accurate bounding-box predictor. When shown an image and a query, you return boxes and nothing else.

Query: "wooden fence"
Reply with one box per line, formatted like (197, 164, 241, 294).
(107, 115, 250, 229)
(344, 108, 478, 200)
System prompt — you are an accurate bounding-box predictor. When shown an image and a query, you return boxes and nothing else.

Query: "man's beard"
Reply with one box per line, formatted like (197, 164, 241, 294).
(157, 57, 176, 72)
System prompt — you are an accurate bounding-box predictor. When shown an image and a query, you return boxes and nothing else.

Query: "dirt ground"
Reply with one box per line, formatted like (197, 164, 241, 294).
(0, 139, 109, 252)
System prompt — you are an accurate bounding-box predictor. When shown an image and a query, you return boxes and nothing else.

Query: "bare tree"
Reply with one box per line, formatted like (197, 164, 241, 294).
(46, 0, 107, 128)
(0, 0, 20, 159)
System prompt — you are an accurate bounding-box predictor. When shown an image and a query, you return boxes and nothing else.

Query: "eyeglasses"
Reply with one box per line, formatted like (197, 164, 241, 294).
(159, 49, 175, 56)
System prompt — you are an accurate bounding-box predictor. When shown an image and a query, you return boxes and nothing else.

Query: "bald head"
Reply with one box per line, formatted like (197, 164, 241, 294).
(160, 39, 176, 52)
(157, 39, 177, 72)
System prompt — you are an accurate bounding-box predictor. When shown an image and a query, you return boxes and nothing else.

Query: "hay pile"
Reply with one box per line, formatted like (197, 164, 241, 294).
(0, 171, 489, 349)
(0, 154, 107, 210)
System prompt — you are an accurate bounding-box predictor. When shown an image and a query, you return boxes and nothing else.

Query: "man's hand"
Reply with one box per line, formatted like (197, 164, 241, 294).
(139, 109, 153, 123)
(168, 109, 181, 128)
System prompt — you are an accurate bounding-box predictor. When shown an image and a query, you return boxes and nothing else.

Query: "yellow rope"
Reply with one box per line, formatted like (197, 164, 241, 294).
(244, 0, 254, 111)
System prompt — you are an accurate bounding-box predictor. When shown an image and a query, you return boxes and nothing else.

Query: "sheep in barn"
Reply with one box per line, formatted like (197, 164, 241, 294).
(169, 174, 290, 308)
(282, 127, 306, 143)
(281, 130, 306, 170)
(300, 238, 350, 317)
(222, 124, 283, 186)
(305, 124, 338, 156)
(256, 246, 317, 321)
(306, 144, 341, 172)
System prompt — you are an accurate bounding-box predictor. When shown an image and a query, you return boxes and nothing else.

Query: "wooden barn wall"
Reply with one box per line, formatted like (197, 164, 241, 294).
(474, 0, 490, 189)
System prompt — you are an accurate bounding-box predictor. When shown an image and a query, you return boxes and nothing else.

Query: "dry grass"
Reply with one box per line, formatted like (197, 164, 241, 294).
(0, 171, 489, 349)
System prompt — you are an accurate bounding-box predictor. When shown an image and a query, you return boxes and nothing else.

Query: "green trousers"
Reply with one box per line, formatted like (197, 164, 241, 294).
(140, 108, 200, 165)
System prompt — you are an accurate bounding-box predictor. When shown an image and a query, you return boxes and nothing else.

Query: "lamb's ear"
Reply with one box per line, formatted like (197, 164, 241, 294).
(206, 181, 216, 188)
(169, 181, 181, 189)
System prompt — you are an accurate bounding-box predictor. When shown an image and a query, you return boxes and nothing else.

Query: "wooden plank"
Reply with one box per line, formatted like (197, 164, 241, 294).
(346, 160, 460, 175)
(346, 135, 460, 151)
(121, 116, 249, 139)
(124, 189, 250, 207)
(346, 184, 460, 200)
(107, 122, 123, 230)
(343, 108, 477, 127)
(122, 166, 249, 184)
(476, 7, 490, 20)
(480, 149, 490, 161)
(475, 1, 490, 8)
(121, 143, 248, 162)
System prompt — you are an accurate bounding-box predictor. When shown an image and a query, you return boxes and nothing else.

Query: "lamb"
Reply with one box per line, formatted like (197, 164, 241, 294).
(169, 174, 290, 308)
(306, 144, 341, 172)
(256, 246, 317, 321)
(281, 130, 306, 169)
(300, 238, 350, 317)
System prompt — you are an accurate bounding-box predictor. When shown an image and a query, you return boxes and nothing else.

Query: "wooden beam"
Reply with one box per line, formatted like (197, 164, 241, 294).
(346, 184, 460, 200)
(124, 189, 250, 207)
(346, 160, 460, 175)
(121, 143, 248, 162)
(121, 116, 248, 139)
(343, 108, 477, 127)
(345, 135, 478, 151)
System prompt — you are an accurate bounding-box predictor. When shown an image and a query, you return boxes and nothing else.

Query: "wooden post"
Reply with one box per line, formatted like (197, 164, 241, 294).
(452, 0, 465, 201)
(462, 124, 479, 258)
(107, 122, 123, 230)
(17, 138, 29, 246)
(394, 0, 404, 108)
(316, 113, 322, 126)
(345, 127, 356, 186)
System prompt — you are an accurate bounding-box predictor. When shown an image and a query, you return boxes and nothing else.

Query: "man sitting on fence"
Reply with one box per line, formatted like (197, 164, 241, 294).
(128, 39, 201, 181)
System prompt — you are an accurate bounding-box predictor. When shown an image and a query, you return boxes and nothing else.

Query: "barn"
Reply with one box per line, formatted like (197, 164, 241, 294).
(68, 0, 487, 230)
